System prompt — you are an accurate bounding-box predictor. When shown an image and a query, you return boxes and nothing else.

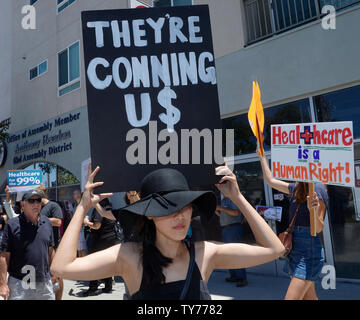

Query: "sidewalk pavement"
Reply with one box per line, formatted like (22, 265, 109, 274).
(61, 266, 360, 300)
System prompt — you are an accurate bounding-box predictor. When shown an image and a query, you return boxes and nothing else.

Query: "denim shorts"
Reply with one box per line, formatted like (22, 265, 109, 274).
(283, 226, 325, 282)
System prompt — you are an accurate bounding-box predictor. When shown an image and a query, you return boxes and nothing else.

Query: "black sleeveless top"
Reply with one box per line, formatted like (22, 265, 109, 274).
(129, 242, 211, 300)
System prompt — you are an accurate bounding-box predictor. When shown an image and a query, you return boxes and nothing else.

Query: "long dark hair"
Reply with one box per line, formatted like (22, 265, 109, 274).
(136, 203, 197, 287)
(139, 218, 173, 287)
(293, 182, 309, 203)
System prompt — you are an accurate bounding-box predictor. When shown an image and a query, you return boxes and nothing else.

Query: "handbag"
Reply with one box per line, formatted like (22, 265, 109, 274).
(278, 204, 300, 258)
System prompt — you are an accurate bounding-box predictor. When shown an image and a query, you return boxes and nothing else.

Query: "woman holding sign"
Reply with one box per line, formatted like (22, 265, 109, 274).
(258, 150, 328, 300)
(50, 164, 285, 300)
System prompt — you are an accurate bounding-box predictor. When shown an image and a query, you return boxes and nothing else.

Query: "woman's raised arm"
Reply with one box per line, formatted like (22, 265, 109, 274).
(94, 203, 116, 221)
(259, 155, 290, 194)
(50, 164, 123, 280)
(208, 166, 285, 274)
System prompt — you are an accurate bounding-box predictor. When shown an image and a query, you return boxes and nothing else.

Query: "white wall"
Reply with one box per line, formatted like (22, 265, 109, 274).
(9, 0, 129, 133)
(0, 0, 13, 123)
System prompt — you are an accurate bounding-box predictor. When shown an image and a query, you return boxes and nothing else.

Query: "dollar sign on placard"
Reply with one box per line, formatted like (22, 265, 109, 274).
(158, 87, 181, 132)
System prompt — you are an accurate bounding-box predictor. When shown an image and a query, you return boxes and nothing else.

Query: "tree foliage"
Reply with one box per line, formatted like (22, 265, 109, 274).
(0, 120, 9, 144)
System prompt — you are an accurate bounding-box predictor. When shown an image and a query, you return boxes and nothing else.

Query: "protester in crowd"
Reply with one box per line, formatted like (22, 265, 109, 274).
(215, 193, 248, 287)
(258, 151, 328, 300)
(124, 191, 140, 205)
(73, 189, 87, 257)
(55, 201, 72, 239)
(95, 191, 140, 242)
(94, 190, 140, 220)
(94, 191, 139, 298)
(35, 185, 64, 300)
(51, 164, 285, 300)
(82, 198, 121, 296)
(36, 186, 62, 245)
(0, 205, 8, 244)
(0, 190, 56, 300)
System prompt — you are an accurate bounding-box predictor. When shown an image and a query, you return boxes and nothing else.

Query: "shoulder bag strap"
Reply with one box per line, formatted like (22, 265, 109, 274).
(287, 204, 300, 233)
(179, 241, 195, 300)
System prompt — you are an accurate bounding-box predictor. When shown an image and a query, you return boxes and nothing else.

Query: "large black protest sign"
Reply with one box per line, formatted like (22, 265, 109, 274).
(81, 5, 224, 192)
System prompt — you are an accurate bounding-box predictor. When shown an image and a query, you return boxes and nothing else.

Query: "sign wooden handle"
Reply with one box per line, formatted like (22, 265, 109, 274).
(309, 183, 316, 237)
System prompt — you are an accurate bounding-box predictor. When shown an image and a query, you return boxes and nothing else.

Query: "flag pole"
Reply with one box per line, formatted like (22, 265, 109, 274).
(255, 116, 264, 156)
(309, 182, 317, 237)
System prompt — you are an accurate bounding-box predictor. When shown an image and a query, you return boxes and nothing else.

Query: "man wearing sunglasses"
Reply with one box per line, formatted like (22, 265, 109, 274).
(0, 190, 56, 300)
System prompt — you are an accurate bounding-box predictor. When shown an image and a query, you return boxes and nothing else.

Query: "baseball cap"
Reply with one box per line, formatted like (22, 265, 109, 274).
(22, 190, 44, 201)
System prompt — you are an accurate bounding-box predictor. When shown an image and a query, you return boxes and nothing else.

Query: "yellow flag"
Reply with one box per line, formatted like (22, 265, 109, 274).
(248, 81, 265, 156)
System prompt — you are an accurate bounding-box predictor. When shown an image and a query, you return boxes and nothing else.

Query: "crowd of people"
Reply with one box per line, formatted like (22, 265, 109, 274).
(0, 153, 328, 300)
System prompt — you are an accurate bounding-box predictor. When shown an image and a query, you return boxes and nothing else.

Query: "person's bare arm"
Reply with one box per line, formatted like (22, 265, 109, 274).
(94, 203, 116, 221)
(3, 186, 18, 219)
(206, 166, 285, 276)
(49, 247, 56, 282)
(49, 247, 55, 266)
(5, 186, 11, 203)
(50, 165, 125, 281)
(1, 215, 8, 225)
(48, 218, 62, 227)
(307, 193, 326, 234)
(259, 155, 290, 194)
(216, 205, 239, 217)
(84, 218, 101, 230)
(0, 252, 10, 300)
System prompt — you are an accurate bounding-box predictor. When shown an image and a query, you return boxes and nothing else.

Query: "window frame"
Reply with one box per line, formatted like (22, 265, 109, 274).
(312, 84, 360, 140)
(151, 0, 193, 7)
(56, 0, 77, 15)
(30, 0, 39, 5)
(222, 96, 312, 157)
(57, 40, 81, 97)
(29, 59, 48, 81)
(244, 0, 360, 46)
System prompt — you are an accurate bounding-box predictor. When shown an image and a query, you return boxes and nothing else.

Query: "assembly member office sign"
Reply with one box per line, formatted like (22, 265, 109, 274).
(271, 122, 355, 187)
(81, 5, 223, 192)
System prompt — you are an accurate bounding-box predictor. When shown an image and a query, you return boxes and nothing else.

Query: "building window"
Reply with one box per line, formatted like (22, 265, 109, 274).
(244, 0, 360, 45)
(58, 41, 80, 96)
(153, 0, 192, 7)
(314, 85, 360, 140)
(30, 0, 38, 5)
(222, 98, 311, 155)
(314, 84, 360, 280)
(273, 0, 318, 30)
(57, 0, 76, 14)
(320, 0, 360, 10)
(244, 0, 273, 44)
(29, 60, 48, 80)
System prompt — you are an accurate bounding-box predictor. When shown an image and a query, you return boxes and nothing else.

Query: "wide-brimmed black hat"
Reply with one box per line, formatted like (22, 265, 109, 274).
(118, 168, 216, 219)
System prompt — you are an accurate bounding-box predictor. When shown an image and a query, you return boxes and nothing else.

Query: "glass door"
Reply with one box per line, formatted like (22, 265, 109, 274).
(232, 157, 268, 244)
(327, 184, 360, 279)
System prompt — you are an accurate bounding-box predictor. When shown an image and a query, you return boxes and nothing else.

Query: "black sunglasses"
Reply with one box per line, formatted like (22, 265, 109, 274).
(26, 198, 42, 204)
